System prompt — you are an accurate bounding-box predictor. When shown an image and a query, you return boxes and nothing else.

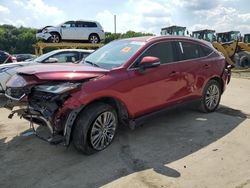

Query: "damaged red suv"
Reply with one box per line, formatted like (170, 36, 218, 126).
(5, 36, 231, 154)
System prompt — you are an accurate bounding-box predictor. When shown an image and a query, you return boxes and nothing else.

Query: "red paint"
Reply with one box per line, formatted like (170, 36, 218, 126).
(6, 36, 230, 122)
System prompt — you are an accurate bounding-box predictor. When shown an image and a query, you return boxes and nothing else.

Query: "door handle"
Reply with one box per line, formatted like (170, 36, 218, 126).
(204, 64, 211, 69)
(169, 71, 178, 77)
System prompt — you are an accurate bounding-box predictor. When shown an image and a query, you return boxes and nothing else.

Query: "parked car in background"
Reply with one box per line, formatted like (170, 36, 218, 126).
(4, 36, 232, 154)
(0, 49, 93, 98)
(13, 54, 37, 62)
(36, 20, 105, 43)
(0, 50, 17, 64)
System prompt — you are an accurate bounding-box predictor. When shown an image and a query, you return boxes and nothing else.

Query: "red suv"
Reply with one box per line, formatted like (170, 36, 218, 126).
(5, 36, 231, 154)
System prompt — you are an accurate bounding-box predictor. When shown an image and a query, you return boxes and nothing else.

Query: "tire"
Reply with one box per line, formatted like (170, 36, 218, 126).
(199, 80, 221, 113)
(72, 102, 118, 155)
(49, 32, 60, 43)
(88, 34, 100, 44)
(239, 56, 250, 68)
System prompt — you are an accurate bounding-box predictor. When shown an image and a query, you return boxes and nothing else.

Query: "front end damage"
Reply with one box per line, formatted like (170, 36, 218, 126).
(5, 75, 87, 145)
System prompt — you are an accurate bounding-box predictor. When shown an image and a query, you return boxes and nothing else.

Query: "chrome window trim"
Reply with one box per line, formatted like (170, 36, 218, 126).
(127, 39, 214, 71)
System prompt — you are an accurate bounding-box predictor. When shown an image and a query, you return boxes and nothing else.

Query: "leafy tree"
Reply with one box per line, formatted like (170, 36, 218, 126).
(0, 24, 154, 54)
(104, 30, 154, 44)
(0, 24, 37, 54)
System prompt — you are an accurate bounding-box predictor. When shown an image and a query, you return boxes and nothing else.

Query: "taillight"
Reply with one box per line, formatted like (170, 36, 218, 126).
(10, 56, 17, 62)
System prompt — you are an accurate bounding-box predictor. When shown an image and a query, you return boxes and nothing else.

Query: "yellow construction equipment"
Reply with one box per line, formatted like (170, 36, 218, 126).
(217, 31, 250, 67)
(192, 30, 250, 67)
(33, 42, 103, 56)
(243, 34, 250, 44)
(161, 26, 250, 68)
(161, 25, 187, 36)
(239, 33, 250, 52)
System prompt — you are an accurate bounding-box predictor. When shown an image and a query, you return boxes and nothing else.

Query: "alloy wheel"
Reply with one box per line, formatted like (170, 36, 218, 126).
(90, 111, 117, 150)
(205, 84, 220, 110)
(90, 35, 99, 43)
(51, 35, 60, 43)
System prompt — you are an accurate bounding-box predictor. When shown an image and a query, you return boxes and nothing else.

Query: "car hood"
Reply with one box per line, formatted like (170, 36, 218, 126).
(0, 61, 34, 69)
(16, 63, 109, 81)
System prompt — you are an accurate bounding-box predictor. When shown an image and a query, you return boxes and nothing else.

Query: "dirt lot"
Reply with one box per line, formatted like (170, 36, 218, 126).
(0, 78, 250, 188)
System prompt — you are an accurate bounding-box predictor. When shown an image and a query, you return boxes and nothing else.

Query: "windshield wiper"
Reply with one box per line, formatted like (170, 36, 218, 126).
(85, 60, 99, 67)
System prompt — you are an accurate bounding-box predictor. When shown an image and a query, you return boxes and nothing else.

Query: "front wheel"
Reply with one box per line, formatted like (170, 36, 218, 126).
(73, 102, 118, 155)
(49, 32, 60, 43)
(200, 80, 221, 113)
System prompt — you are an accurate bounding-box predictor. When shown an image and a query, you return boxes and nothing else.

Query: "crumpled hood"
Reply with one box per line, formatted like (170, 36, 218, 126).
(16, 63, 109, 81)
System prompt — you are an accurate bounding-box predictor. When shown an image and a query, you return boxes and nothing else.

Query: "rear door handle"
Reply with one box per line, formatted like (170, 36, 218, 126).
(169, 71, 178, 77)
(204, 64, 211, 69)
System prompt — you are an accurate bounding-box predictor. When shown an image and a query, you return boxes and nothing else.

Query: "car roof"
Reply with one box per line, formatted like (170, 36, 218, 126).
(49, 49, 94, 53)
(74, 20, 99, 23)
(121, 35, 211, 46)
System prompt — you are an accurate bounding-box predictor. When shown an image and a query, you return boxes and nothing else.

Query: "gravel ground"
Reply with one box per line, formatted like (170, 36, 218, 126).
(0, 77, 250, 188)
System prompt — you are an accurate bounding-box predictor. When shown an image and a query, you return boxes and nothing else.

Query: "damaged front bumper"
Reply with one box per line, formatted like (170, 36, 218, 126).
(36, 32, 52, 41)
(5, 82, 84, 146)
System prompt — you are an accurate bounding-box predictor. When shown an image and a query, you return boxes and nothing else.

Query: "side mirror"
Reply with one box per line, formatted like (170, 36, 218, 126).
(138, 56, 160, 72)
(61, 24, 66, 28)
(44, 57, 58, 63)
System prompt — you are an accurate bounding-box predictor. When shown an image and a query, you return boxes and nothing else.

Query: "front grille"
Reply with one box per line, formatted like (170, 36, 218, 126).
(30, 91, 56, 101)
(5, 87, 25, 100)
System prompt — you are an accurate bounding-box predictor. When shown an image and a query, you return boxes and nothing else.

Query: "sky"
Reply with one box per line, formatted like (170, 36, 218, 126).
(0, 0, 250, 35)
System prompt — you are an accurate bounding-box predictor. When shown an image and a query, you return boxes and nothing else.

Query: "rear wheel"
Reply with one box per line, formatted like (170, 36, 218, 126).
(200, 80, 221, 113)
(88, 34, 100, 44)
(49, 32, 60, 43)
(73, 102, 118, 155)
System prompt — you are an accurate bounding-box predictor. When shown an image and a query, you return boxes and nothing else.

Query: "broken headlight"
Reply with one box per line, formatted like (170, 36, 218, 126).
(34, 82, 81, 94)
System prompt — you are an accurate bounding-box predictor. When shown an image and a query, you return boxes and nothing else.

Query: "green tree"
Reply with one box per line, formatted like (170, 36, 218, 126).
(0, 24, 36, 54)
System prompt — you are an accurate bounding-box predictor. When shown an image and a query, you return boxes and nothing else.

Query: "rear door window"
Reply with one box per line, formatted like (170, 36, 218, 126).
(78, 22, 97, 28)
(177, 41, 213, 61)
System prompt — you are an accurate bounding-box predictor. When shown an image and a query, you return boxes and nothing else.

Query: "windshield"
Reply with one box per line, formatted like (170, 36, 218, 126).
(34, 51, 58, 63)
(82, 40, 145, 70)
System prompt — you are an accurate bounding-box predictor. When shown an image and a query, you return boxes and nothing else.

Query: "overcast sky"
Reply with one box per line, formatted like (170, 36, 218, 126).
(0, 0, 250, 34)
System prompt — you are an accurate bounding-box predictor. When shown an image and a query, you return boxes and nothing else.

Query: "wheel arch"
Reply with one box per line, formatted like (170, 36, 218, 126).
(89, 33, 100, 39)
(209, 76, 224, 93)
(49, 31, 62, 39)
(83, 96, 129, 122)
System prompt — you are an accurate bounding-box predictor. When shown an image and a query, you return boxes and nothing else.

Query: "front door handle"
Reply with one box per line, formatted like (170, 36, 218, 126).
(169, 71, 178, 77)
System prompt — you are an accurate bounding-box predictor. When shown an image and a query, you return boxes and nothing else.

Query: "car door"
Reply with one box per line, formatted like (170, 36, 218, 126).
(126, 41, 185, 117)
(172, 40, 212, 101)
(74, 21, 86, 40)
(61, 21, 77, 40)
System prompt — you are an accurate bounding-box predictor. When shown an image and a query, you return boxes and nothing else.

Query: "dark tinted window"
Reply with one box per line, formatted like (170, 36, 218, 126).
(0, 51, 8, 63)
(133, 41, 174, 67)
(199, 45, 213, 56)
(178, 41, 212, 60)
(77, 21, 97, 28)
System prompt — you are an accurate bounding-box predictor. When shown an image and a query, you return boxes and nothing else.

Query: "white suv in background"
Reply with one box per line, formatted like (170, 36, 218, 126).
(36, 20, 105, 43)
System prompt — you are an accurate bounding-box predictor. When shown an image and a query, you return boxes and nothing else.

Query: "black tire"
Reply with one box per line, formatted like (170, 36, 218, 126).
(72, 102, 118, 155)
(49, 32, 61, 43)
(200, 80, 221, 113)
(88, 34, 100, 44)
(239, 56, 250, 68)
